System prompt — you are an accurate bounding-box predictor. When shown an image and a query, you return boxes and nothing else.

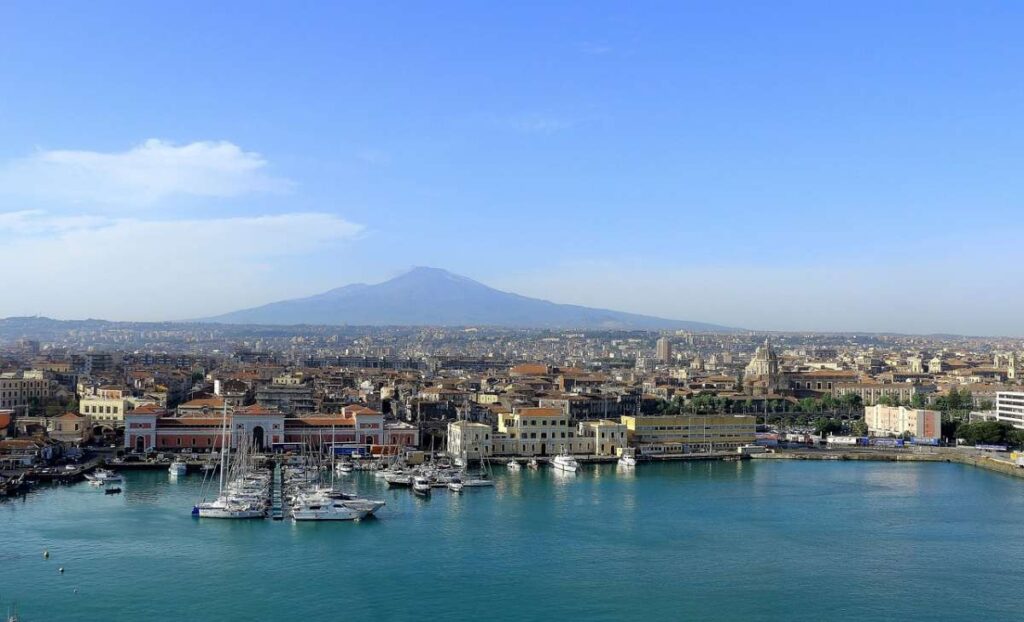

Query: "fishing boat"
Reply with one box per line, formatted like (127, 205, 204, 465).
(506, 460, 521, 471)
(85, 468, 123, 483)
(168, 460, 188, 477)
(412, 475, 432, 496)
(551, 448, 579, 473)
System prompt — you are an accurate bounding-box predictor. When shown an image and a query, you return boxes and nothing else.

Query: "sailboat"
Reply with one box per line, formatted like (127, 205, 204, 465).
(193, 402, 267, 519)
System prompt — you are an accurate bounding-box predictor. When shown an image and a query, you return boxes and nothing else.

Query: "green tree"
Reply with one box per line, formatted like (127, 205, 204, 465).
(850, 419, 868, 436)
(910, 393, 926, 408)
(814, 417, 842, 436)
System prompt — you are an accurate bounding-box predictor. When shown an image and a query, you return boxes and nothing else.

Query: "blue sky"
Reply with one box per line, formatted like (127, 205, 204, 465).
(1, 2, 1022, 334)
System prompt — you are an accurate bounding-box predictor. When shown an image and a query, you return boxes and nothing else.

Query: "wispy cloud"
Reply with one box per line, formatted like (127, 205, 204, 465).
(505, 115, 576, 134)
(578, 42, 612, 56)
(0, 139, 290, 207)
(0, 210, 364, 319)
(355, 149, 392, 165)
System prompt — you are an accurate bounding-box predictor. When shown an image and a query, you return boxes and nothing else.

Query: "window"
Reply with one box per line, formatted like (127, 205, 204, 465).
(541, 433, 547, 439)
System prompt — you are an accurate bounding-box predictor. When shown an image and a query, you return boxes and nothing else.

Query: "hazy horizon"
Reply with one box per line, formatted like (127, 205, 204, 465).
(2, 2, 1022, 335)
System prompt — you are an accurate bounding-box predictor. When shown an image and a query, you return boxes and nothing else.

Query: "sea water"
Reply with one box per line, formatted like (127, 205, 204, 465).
(2, 460, 1023, 621)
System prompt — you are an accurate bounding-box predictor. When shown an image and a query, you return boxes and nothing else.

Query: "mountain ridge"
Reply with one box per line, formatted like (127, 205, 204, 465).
(198, 267, 737, 331)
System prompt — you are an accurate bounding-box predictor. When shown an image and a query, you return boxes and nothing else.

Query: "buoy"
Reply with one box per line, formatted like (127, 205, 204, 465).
(59, 567, 64, 573)
(43, 549, 49, 559)
(73, 588, 79, 594)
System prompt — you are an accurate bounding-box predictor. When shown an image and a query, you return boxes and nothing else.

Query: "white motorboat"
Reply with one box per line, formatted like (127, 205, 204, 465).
(506, 460, 521, 471)
(168, 460, 188, 476)
(412, 475, 432, 496)
(385, 472, 412, 488)
(527, 459, 539, 470)
(447, 476, 464, 493)
(617, 448, 637, 467)
(292, 498, 368, 521)
(551, 450, 579, 473)
(85, 468, 123, 483)
(335, 461, 354, 474)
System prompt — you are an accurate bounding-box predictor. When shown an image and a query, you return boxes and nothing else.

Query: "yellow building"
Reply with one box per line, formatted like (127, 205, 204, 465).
(497, 407, 590, 456)
(621, 414, 756, 454)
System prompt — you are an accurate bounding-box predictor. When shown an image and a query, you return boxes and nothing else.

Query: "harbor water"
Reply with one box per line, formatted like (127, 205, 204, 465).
(2, 460, 1023, 621)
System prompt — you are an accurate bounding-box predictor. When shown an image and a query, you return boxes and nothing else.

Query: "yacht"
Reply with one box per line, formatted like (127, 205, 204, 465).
(292, 498, 368, 521)
(551, 449, 579, 473)
(85, 468, 123, 483)
(506, 460, 521, 471)
(384, 472, 412, 488)
(412, 475, 432, 496)
(168, 460, 188, 477)
(617, 448, 637, 467)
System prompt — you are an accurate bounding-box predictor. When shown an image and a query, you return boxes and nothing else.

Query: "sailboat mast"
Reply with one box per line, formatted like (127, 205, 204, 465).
(218, 399, 228, 495)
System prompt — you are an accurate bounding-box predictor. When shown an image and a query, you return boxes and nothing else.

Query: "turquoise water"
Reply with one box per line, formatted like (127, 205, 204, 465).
(2, 461, 1023, 621)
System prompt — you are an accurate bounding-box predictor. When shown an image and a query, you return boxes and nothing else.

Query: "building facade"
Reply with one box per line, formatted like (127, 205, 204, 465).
(621, 414, 756, 454)
(994, 391, 1024, 429)
(863, 405, 941, 439)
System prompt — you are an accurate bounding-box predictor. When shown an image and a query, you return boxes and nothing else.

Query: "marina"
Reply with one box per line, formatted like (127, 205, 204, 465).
(3, 460, 1024, 621)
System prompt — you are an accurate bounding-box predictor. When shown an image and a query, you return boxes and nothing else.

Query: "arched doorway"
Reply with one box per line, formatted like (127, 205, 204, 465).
(252, 426, 265, 451)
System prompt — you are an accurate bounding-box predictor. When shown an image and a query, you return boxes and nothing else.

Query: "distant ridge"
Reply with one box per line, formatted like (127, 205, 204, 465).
(199, 267, 737, 331)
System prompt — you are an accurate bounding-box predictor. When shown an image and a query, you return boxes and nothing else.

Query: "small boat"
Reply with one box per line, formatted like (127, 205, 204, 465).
(527, 459, 539, 470)
(292, 499, 368, 521)
(506, 460, 521, 471)
(617, 448, 637, 467)
(551, 449, 579, 473)
(412, 476, 432, 496)
(447, 476, 464, 493)
(335, 462, 354, 474)
(104, 487, 122, 495)
(385, 473, 412, 488)
(168, 460, 188, 477)
(85, 468, 123, 483)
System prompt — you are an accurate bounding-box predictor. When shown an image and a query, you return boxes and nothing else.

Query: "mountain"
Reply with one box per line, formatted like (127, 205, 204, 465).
(199, 267, 737, 331)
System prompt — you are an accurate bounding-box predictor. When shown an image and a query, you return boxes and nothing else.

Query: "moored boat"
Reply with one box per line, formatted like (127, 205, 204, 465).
(169, 460, 188, 477)
(551, 449, 579, 473)
(412, 475, 431, 496)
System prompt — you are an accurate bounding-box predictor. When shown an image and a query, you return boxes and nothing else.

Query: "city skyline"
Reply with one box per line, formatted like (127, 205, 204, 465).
(2, 2, 1023, 334)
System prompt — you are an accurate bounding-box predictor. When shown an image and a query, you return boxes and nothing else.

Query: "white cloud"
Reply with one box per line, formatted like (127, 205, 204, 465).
(0, 139, 289, 207)
(0, 211, 364, 320)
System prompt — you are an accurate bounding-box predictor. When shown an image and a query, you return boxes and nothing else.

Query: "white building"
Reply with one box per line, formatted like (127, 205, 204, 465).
(863, 405, 941, 439)
(994, 391, 1024, 429)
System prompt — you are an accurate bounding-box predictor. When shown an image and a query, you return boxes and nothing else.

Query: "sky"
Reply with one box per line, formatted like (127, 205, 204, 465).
(1, 2, 1022, 335)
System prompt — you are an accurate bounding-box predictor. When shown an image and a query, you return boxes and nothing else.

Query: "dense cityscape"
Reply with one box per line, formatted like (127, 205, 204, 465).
(4, 321, 1024, 482)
